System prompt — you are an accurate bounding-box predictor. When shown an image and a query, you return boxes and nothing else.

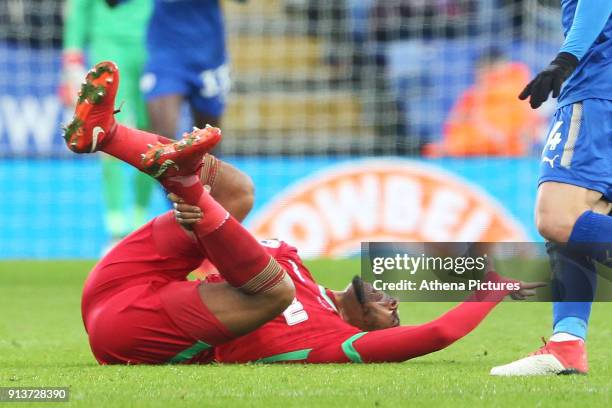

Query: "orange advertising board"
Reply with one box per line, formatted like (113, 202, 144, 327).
(250, 160, 527, 258)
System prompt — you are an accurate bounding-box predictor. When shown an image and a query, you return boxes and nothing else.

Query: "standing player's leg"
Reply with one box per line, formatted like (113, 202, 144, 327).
(147, 94, 183, 140)
(187, 59, 252, 220)
(142, 64, 252, 220)
(187, 57, 229, 137)
(192, 108, 221, 129)
(141, 52, 190, 141)
(491, 99, 612, 376)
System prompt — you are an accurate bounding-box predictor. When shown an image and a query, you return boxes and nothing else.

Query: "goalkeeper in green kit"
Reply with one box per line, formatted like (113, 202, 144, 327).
(61, 0, 156, 249)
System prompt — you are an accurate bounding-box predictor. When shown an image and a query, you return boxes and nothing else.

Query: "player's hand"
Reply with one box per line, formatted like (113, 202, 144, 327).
(168, 193, 202, 229)
(510, 281, 547, 301)
(518, 52, 579, 109)
(59, 51, 87, 108)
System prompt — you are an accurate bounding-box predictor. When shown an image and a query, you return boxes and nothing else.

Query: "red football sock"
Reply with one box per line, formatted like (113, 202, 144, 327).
(190, 197, 285, 293)
(162, 175, 206, 206)
(101, 124, 172, 170)
(101, 124, 208, 204)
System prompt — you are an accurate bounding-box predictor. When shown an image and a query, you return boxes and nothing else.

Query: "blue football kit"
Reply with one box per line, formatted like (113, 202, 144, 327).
(140, 0, 230, 118)
(537, 1, 612, 342)
(539, 1, 612, 199)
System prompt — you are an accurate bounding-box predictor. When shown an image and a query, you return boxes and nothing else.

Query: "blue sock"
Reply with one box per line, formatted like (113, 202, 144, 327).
(552, 210, 612, 339)
(549, 243, 596, 339)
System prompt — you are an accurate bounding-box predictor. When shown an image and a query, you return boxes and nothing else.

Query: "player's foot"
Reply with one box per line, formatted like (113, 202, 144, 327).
(141, 126, 222, 179)
(490, 337, 588, 376)
(63, 61, 119, 153)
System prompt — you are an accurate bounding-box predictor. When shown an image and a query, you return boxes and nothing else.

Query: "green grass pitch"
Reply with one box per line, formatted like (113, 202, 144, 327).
(1, 260, 611, 407)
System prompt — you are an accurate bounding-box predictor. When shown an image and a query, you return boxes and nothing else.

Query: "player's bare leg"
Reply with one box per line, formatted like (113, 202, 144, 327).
(147, 94, 183, 141)
(536, 182, 611, 243)
(199, 154, 254, 223)
(65, 61, 294, 337)
(192, 108, 221, 129)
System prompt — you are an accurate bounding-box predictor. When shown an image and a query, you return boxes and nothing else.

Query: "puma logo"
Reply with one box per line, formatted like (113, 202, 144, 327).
(542, 155, 559, 168)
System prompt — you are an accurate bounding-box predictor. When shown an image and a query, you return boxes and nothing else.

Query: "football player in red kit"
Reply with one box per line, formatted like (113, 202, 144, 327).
(171, 198, 542, 364)
(66, 61, 542, 365)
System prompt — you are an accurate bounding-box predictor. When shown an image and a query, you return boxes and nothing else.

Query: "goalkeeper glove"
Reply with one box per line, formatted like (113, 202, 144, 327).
(58, 51, 87, 108)
(518, 52, 579, 109)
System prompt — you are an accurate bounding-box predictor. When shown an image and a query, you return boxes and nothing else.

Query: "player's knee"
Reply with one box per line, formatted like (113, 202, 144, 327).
(213, 163, 255, 221)
(232, 171, 255, 220)
(265, 273, 295, 314)
(536, 182, 602, 242)
(535, 209, 575, 243)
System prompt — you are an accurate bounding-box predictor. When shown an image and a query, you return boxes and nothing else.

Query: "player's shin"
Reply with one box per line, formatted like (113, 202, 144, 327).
(191, 196, 286, 295)
(567, 210, 612, 265)
(549, 210, 612, 340)
(547, 243, 597, 340)
(100, 124, 172, 170)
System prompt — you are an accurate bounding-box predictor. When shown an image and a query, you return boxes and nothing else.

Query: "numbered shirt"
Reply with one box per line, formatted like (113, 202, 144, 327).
(213, 240, 361, 363)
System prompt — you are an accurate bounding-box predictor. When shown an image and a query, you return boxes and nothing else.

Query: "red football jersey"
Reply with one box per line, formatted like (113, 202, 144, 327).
(213, 239, 361, 363)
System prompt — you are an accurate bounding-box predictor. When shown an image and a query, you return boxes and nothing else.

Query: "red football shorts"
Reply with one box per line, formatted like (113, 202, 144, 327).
(81, 212, 234, 365)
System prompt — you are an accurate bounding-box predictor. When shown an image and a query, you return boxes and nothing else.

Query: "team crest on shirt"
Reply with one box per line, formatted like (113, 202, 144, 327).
(249, 159, 527, 258)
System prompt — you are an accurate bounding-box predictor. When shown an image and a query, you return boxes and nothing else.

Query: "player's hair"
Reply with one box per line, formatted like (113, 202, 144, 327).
(352, 276, 366, 306)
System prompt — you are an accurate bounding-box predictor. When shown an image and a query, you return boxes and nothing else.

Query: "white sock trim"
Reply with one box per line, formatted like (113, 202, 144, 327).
(550, 332, 582, 342)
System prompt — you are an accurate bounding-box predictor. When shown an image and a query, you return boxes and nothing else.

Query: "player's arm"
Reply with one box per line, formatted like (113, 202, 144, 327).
(60, 0, 92, 107)
(307, 274, 543, 363)
(519, 0, 612, 109)
(560, 0, 612, 61)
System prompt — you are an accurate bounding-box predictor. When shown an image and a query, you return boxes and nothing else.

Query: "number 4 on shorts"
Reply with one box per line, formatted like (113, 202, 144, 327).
(544, 121, 563, 151)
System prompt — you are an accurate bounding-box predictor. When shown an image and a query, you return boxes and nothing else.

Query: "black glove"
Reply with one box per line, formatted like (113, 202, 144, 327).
(519, 52, 579, 109)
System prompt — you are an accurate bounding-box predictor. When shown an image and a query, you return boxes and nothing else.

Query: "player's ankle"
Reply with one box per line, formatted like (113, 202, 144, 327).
(550, 332, 583, 342)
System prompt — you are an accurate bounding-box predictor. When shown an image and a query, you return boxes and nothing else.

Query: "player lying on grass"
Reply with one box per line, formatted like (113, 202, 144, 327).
(65, 61, 542, 365)
(170, 197, 542, 364)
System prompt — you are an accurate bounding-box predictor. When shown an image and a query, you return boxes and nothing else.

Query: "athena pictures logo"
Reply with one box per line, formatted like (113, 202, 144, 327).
(250, 160, 527, 258)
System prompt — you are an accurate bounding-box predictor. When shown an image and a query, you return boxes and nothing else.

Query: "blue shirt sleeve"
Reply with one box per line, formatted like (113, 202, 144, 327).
(559, 0, 612, 60)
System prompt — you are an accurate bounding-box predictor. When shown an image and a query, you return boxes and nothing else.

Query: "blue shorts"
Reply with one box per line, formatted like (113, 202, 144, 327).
(140, 56, 230, 118)
(539, 98, 612, 200)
